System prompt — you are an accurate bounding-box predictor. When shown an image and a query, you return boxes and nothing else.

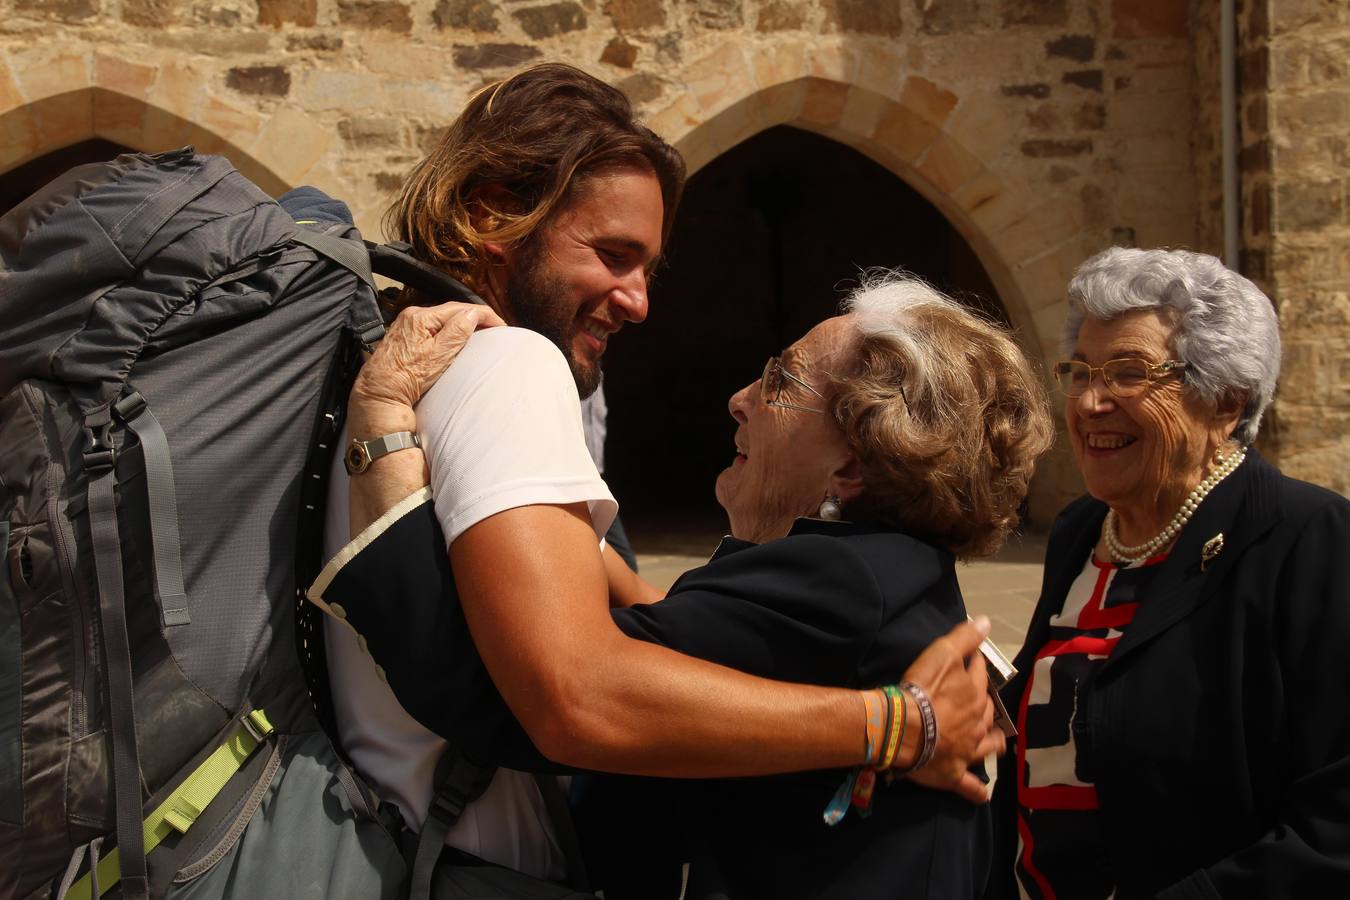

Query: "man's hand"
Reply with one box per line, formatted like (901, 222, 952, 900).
(902, 617, 1004, 803)
(350, 301, 505, 428)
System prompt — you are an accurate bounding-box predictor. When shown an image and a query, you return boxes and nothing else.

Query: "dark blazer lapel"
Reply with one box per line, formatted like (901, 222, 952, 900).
(1099, 450, 1284, 676)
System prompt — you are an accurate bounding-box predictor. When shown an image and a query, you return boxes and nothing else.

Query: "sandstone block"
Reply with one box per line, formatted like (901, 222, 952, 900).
(901, 75, 957, 126)
(688, 0, 744, 30)
(288, 34, 344, 51)
(1001, 83, 1051, 99)
(870, 101, 938, 163)
(617, 72, 665, 105)
(998, 194, 1087, 266)
(1047, 34, 1095, 62)
(1072, 102, 1106, 129)
(94, 54, 157, 100)
(917, 134, 985, 194)
(601, 37, 639, 68)
(797, 78, 850, 128)
(190, 95, 266, 158)
(1001, 0, 1067, 27)
(919, 0, 981, 36)
(853, 45, 903, 97)
(807, 43, 858, 83)
(383, 79, 462, 119)
(16, 0, 99, 22)
(1275, 179, 1345, 232)
(513, 2, 586, 39)
(31, 89, 94, 152)
(338, 115, 404, 148)
(259, 0, 318, 27)
(1276, 90, 1350, 134)
(226, 66, 291, 97)
(298, 70, 380, 111)
(827, 0, 901, 37)
(753, 41, 806, 89)
(453, 43, 541, 69)
(0, 106, 43, 171)
(251, 106, 333, 184)
(123, 0, 179, 27)
(338, 0, 413, 32)
(92, 86, 150, 146)
(756, 0, 805, 32)
(432, 0, 498, 31)
(684, 41, 752, 114)
(1111, 0, 1188, 38)
(837, 84, 889, 139)
(15, 50, 91, 103)
(1061, 69, 1103, 91)
(604, 0, 664, 31)
(946, 92, 1022, 165)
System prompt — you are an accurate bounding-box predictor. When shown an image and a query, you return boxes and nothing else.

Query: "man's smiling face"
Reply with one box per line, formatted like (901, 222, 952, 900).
(503, 165, 665, 397)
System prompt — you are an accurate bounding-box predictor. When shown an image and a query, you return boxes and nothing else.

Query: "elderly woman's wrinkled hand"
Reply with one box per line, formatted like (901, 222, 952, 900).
(901, 617, 1004, 804)
(351, 302, 505, 417)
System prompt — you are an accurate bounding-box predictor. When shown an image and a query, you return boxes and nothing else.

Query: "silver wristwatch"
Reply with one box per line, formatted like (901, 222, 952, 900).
(344, 431, 422, 475)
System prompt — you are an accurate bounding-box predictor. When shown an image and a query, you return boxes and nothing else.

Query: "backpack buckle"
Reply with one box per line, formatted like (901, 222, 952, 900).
(82, 422, 116, 472)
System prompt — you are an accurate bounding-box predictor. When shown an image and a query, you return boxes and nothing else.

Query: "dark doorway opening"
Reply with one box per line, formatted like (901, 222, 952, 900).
(0, 138, 133, 216)
(602, 125, 1007, 546)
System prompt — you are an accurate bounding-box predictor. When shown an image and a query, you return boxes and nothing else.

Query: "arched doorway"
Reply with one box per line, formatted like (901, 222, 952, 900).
(0, 138, 133, 215)
(603, 125, 1008, 541)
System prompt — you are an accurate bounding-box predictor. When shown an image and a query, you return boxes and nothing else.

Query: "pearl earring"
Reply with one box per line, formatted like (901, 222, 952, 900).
(819, 493, 842, 521)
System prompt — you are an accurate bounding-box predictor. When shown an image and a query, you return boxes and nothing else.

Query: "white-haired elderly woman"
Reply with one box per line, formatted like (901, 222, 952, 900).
(986, 247, 1350, 900)
(311, 274, 1054, 899)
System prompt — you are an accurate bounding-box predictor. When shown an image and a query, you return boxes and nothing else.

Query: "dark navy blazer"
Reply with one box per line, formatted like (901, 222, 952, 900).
(318, 512, 991, 898)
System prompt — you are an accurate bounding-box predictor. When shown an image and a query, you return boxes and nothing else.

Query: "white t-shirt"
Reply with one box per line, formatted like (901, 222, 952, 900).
(322, 327, 617, 880)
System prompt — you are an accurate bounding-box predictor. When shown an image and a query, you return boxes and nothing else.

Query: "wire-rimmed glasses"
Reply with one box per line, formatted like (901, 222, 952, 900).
(761, 356, 826, 414)
(1053, 358, 1187, 399)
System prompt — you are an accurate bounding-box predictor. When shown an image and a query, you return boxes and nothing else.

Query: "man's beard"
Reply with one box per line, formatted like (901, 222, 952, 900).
(506, 240, 602, 398)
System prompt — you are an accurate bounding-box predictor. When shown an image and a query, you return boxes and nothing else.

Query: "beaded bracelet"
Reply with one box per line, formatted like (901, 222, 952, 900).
(900, 681, 938, 772)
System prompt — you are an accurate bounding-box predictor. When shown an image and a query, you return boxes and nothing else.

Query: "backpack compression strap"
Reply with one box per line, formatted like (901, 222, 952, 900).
(84, 415, 150, 900)
(61, 710, 276, 900)
(113, 393, 190, 628)
(409, 750, 498, 900)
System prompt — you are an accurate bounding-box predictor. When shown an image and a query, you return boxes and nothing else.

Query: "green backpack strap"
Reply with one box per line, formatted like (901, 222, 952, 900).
(62, 710, 276, 900)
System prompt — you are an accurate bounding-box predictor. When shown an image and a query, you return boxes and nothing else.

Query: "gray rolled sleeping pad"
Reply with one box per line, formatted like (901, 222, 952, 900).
(0, 147, 407, 899)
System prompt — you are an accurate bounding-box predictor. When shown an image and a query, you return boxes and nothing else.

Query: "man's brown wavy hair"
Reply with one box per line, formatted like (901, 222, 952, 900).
(831, 274, 1055, 559)
(385, 63, 685, 301)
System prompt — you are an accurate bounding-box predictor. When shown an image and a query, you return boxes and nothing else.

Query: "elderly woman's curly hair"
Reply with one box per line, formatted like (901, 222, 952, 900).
(830, 273, 1054, 559)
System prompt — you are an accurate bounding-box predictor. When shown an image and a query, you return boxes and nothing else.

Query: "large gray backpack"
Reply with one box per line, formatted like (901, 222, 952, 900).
(0, 148, 472, 900)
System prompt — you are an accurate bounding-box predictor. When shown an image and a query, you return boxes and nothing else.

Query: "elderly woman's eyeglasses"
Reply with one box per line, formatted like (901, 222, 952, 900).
(1053, 358, 1187, 399)
(761, 357, 826, 414)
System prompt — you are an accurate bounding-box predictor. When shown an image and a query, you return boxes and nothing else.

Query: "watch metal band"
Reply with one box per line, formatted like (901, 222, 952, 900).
(345, 431, 422, 475)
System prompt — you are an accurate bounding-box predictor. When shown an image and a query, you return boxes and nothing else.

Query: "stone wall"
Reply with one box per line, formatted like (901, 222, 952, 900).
(1260, 0, 1350, 495)
(1, 0, 1337, 511)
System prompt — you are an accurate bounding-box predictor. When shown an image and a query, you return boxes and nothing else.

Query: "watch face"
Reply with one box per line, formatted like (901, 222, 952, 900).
(345, 444, 368, 474)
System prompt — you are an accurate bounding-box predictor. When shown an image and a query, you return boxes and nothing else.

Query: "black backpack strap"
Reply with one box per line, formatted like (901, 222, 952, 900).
(364, 240, 485, 305)
(409, 749, 498, 900)
(532, 774, 591, 893)
(113, 392, 190, 629)
(290, 228, 376, 293)
(83, 414, 149, 900)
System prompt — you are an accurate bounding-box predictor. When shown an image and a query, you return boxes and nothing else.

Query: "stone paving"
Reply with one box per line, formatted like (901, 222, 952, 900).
(634, 529, 1045, 659)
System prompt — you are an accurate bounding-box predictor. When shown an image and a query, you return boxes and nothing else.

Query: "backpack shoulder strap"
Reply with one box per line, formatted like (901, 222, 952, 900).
(409, 749, 498, 900)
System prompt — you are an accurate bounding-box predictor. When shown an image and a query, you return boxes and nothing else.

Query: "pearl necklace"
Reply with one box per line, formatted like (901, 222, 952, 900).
(1103, 446, 1247, 566)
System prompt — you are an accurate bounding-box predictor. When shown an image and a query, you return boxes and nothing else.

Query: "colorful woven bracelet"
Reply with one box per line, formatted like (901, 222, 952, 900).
(861, 689, 885, 766)
(879, 684, 906, 770)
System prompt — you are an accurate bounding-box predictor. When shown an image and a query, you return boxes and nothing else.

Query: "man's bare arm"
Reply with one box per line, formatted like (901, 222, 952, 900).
(602, 543, 665, 608)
